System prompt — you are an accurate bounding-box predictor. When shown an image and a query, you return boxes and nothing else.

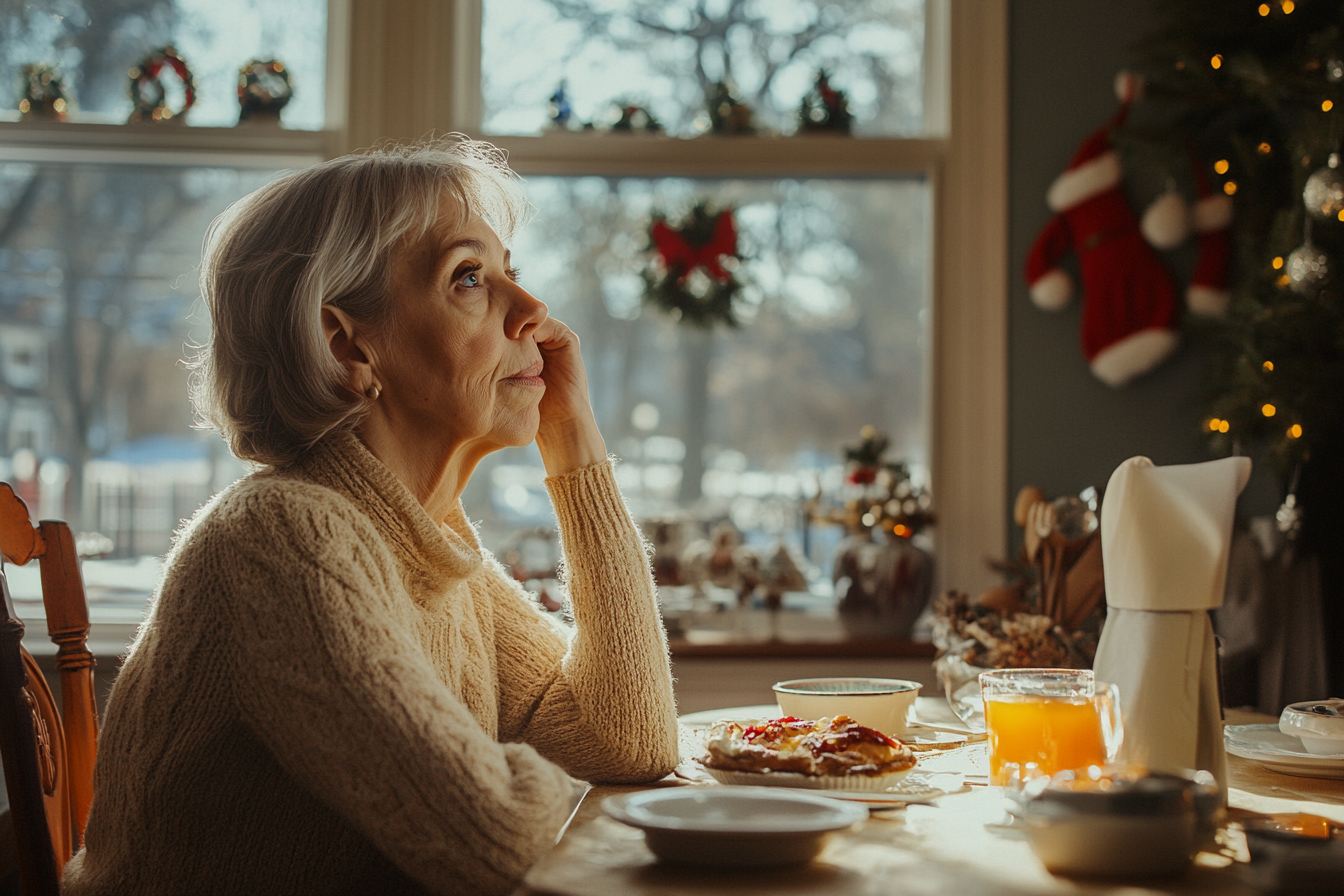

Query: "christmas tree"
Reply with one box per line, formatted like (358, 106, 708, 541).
(1126, 0, 1344, 689)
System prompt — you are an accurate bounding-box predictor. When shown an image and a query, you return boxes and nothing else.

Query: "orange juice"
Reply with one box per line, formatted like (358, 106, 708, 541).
(983, 695, 1108, 785)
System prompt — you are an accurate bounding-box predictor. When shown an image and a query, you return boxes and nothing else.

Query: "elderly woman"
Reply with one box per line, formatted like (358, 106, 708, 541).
(62, 138, 679, 895)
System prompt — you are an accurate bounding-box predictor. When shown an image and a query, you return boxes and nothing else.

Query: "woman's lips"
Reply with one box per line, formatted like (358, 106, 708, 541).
(502, 361, 545, 387)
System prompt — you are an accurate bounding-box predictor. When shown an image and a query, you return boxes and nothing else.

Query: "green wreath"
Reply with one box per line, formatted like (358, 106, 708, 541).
(642, 202, 744, 328)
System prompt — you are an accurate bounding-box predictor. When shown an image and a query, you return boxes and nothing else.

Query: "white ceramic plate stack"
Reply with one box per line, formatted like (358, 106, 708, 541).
(602, 787, 867, 866)
(1224, 724, 1344, 779)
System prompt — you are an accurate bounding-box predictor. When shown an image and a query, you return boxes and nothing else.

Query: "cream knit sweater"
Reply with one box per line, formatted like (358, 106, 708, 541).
(61, 433, 679, 895)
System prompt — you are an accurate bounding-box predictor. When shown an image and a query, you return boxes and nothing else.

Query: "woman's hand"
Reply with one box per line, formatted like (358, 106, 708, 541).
(533, 317, 607, 477)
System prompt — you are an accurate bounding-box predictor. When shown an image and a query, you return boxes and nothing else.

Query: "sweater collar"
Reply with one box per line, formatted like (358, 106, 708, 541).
(291, 430, 484, 603)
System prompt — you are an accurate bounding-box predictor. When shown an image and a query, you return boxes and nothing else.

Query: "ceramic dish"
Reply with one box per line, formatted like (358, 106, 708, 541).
(1225, 724, 1344, 779)
(700, 763, 915, 791)
(1279, 699, 1344, 754)
(602, 786, 866, 866)
(773, 677, 921, 736)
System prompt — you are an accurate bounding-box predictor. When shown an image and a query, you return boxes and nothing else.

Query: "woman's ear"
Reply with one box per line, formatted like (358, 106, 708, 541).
(321, 305, 378, 396)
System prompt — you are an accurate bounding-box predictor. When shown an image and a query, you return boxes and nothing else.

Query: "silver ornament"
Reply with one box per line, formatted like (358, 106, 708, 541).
(1286, 243, 1331, 293)
(1276, 493, 1303, 540)
(1304, 153, 1344, 219)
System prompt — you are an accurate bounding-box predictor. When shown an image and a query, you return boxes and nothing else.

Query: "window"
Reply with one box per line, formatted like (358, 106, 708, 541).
(0, 0, 328, 646)
(2, 0, 1007, 649)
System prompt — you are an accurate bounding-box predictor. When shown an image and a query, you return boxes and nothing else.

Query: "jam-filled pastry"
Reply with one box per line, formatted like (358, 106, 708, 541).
(700, 715, 916, 778)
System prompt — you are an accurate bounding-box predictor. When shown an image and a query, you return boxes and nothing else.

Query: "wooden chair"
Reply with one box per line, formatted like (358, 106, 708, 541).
(0, 482, 98, 896)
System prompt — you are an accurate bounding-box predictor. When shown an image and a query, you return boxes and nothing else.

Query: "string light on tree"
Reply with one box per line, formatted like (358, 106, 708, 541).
(1263, 403, 1278, 417)
(1263, 360, 1275, 372)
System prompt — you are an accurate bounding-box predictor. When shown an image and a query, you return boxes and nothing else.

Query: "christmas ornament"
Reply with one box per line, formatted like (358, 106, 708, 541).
(1276, 492, 1303, 540)
(18, 63, 69, 121)
(642, 202, 743, 328)
(1139, 183, 1190, 250)
(843, 425, 887, 484)
(1328, 58, 1344, 83)
(1187, 156, 1235, 317)
(1303, 152, 1344, 220)
(706, 81, 755, 134)
(798, 70, 853, 134)
(127, 46, 196, 123)
(1024, 72, 1180, 387)
(1285, 231, 1330, 294)
(548, 81, 573, 129)
(237, 59, 291, 123)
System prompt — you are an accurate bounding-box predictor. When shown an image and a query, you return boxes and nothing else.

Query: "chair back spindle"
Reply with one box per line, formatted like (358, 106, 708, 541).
(0, 482, 99, 893)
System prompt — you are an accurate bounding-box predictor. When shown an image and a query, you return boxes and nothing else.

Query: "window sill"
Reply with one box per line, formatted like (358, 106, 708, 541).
(0, 120, 334, 166)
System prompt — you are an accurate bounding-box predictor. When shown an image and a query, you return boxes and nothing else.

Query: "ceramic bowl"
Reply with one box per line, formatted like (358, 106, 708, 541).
(1016, 769, 1222, 879)
(1279, 699, 1344, 755)
(772, 677, 921, 736)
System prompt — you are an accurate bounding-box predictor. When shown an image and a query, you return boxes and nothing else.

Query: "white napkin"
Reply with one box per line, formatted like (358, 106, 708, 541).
(1093, 455, 1251, 799)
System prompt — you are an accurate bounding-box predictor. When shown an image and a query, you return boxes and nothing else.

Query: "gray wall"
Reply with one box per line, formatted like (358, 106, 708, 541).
(1007, 0, 1276, 548)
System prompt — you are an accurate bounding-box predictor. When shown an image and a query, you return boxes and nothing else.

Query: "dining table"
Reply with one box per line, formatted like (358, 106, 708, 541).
(520, 697, 1344, 896)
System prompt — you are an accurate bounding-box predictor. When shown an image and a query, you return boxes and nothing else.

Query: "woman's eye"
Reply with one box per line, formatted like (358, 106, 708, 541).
(457, 266, 482, 288)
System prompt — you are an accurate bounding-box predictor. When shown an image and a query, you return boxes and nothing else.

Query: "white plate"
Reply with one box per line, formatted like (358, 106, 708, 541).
(602, 786, 866, 866)
(700, 764, 915, 791)
(1225, 724, 1344, 779)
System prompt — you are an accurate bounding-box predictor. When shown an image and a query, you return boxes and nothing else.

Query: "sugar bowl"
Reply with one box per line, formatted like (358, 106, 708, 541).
(1013, 768, 1223, 879)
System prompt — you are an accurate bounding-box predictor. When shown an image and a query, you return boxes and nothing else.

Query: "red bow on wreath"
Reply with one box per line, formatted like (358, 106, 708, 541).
(651, 210, 737, 283)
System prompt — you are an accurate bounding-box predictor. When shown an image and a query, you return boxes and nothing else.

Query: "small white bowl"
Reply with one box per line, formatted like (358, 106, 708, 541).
(772, 677, 921, 736)
(1279, 699, 1344, 755)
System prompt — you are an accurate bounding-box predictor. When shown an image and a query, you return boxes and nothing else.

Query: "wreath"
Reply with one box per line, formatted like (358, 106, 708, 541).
(238, 59, 293, 122)
(128, 46, 196, 123)
(642, 202, 744, 328)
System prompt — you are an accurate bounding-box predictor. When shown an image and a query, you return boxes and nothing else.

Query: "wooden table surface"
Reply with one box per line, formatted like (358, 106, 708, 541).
(522, 701, 1344, 896)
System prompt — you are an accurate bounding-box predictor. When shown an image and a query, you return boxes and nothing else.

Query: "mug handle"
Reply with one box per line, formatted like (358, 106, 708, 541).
(1096, 681, 1125, 763)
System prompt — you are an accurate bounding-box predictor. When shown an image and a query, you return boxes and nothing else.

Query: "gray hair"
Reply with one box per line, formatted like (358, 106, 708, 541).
(189, 135, 529, 467)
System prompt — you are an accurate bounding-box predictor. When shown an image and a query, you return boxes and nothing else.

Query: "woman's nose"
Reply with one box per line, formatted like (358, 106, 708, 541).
(505, 282, 548, 339)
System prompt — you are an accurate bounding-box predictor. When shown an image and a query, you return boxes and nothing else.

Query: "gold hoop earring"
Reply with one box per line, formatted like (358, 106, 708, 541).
(364, 384, 381, 400)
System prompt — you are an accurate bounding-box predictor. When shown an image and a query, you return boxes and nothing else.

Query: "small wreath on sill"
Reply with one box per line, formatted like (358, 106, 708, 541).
(128, 46, 196, 123)
(642, 202, 744, 329)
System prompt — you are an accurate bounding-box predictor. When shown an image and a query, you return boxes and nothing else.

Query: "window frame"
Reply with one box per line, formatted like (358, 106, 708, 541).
(442, 0, 1007, 597)
(0, 0, 1007, 601)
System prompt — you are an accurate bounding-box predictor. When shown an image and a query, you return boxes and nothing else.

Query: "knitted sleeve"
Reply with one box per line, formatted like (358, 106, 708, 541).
(222, 485, 573, 896)
(491, 459, 679, 783)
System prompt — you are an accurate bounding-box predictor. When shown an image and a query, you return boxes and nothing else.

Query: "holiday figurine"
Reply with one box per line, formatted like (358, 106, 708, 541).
(237, 59, 291, 124)
(798, 70, 853, 134)
(18, 63, 69, 121)
(609, 102, 661, 133)
(1024, 73, 1181, 387)
(706, 81, 754, 134)
(548, 81, 573, 130)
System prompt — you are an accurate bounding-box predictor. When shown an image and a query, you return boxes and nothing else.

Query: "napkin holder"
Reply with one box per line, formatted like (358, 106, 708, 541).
(1093, 456, 1251, 801)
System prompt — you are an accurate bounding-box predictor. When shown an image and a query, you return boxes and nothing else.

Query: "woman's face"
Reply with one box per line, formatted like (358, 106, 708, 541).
(373, 197, 549, 461)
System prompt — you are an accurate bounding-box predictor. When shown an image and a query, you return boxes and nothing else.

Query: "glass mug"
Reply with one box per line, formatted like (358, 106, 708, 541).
(979, 669, 1124, 786)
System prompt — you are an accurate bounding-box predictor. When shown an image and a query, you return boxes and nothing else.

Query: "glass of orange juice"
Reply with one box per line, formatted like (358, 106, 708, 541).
(979, 669, 1123, 787)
